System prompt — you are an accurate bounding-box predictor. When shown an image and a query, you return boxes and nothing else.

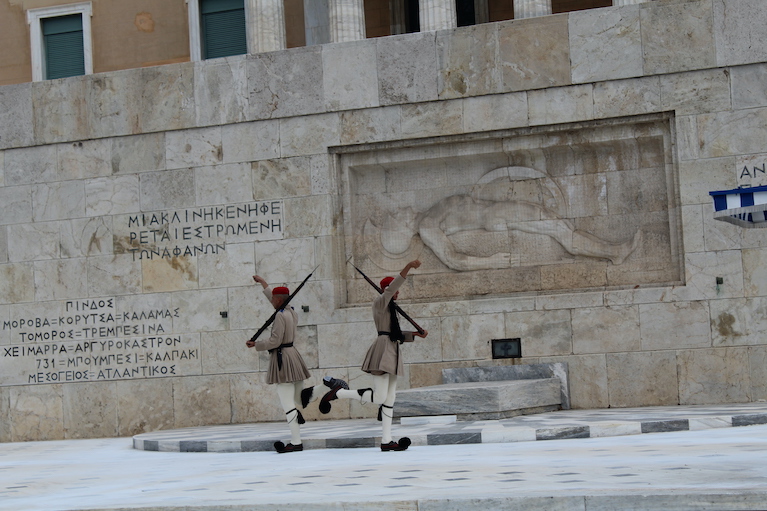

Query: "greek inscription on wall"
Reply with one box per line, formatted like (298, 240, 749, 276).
(0, 298, 200, 386)
(737, 154, 767, 188)
(117, 201, 284, 260)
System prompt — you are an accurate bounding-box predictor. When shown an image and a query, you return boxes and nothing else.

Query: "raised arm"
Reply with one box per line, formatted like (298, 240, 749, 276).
(246, 275, 271, 348)
(399, 260, 428, 339)
(400, 259, 421, 279)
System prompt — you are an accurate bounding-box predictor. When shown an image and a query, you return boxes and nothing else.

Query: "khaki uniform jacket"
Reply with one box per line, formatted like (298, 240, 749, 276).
(254, 287, 310, 384)
(361, 275, 415, 376)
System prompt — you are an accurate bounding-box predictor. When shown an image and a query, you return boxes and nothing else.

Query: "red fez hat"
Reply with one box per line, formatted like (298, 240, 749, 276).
(380, 276, 395, 289)
(273, 286, 290, 295)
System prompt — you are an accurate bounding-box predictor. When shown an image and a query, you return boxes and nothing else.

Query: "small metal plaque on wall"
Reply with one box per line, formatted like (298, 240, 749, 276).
(491, 338, 522, 359)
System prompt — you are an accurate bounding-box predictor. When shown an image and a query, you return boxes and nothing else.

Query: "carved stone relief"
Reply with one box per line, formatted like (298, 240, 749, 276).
(341, 115, 682, 303)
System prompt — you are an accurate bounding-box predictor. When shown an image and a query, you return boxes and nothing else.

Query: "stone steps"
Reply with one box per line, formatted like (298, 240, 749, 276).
(394, 377, 563, 420)
(394, 363, 569, 421)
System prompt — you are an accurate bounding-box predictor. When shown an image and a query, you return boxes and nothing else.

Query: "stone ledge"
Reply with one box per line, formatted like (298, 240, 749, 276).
(442, 362, 570, 409)
(392, 379, 563, 420)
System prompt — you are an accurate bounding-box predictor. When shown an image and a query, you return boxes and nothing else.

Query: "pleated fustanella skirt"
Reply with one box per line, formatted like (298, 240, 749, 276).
(266, 346, 311, 384)
(361, 334, 403, 376)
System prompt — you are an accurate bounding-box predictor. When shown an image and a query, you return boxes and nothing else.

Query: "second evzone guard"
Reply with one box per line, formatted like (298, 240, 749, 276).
(318, 259, 428, 451)
(247, 275, 324, 453)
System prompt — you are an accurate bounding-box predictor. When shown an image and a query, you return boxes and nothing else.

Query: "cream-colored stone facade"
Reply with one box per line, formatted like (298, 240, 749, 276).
(2, 0, 767, 442)
(0, 0, 608, 86)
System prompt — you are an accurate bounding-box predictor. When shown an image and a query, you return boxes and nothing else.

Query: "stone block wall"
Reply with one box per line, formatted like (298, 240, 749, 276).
(2, 0, 767, 441)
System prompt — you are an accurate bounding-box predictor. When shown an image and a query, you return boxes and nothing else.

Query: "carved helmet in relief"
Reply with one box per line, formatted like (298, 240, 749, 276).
(379, 207, 418, 255)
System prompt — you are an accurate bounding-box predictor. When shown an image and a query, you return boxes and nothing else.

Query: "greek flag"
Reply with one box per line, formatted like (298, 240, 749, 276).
(710, 185, 767, 228)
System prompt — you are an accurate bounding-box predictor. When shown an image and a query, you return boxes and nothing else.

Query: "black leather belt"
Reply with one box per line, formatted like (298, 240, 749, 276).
(269, 343, 294, 370)
(378, 331, 401, 343)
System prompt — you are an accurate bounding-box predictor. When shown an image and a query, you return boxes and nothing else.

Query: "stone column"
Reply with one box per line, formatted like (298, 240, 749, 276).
(419, 0, 456, 32)
(246, 0, 286, 53)
(329, 0, 366, 43)
(514, 0, 552, 19)
(304, 0, 331, 46)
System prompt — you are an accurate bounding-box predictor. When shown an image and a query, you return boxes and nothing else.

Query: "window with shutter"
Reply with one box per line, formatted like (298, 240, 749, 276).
(26, 2, 93, 82)
(200, 0, 247, 59)
(42, 14, 85, 80)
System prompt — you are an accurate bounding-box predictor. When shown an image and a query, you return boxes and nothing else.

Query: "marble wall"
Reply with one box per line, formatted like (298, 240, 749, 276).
(2, 0, 767, 441)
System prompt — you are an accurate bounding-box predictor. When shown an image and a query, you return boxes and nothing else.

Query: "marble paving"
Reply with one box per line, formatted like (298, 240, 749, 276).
(2, 407, 767, 510)
(132, 402, 767, 452)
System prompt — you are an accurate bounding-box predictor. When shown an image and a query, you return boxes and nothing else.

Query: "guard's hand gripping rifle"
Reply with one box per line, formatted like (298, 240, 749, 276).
(247, 266, 318, 344)
(349, 261, 425, 336)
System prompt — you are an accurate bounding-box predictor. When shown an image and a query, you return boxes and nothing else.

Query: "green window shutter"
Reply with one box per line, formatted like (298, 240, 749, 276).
(42, 14, 85, 80)
(200, 0, 247, 59)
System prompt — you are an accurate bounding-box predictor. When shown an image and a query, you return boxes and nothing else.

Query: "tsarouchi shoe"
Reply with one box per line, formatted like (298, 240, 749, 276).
(381, 437, 411, 452)
(274, 441, 303, 453)
(319, 377, 348, 414)
(322, 376, 349, 390)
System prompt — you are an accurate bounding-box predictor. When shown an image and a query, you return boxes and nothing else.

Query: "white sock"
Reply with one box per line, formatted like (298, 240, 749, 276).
(335, 388, 374, 404)
(380, 405, 393, 444)
(277, 383, 302, 445)
(286, 409, 301, 445)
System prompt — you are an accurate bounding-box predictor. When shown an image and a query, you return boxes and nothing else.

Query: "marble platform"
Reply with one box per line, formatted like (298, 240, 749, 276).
(130, 402, 767, 453)
(392, 362, 568, 420)
(442, 362, 570, 409)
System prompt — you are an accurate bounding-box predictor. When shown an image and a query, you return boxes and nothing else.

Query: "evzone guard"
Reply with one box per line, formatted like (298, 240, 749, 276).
(319, 259, 429, 451)
(246, 274, 325, 454)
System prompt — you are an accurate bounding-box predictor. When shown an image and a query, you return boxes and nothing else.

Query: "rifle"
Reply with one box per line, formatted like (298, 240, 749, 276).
(348, 260, 425, 336)
(248, 265, 318, 344)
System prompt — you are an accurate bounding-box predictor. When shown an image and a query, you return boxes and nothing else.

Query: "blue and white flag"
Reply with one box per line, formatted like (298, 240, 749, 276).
(710, 185, 767, 228)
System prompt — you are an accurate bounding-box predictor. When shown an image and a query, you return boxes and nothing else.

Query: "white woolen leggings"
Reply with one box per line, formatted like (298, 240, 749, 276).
(336, 373, 398, 443)
(276, 382, 302, 445)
